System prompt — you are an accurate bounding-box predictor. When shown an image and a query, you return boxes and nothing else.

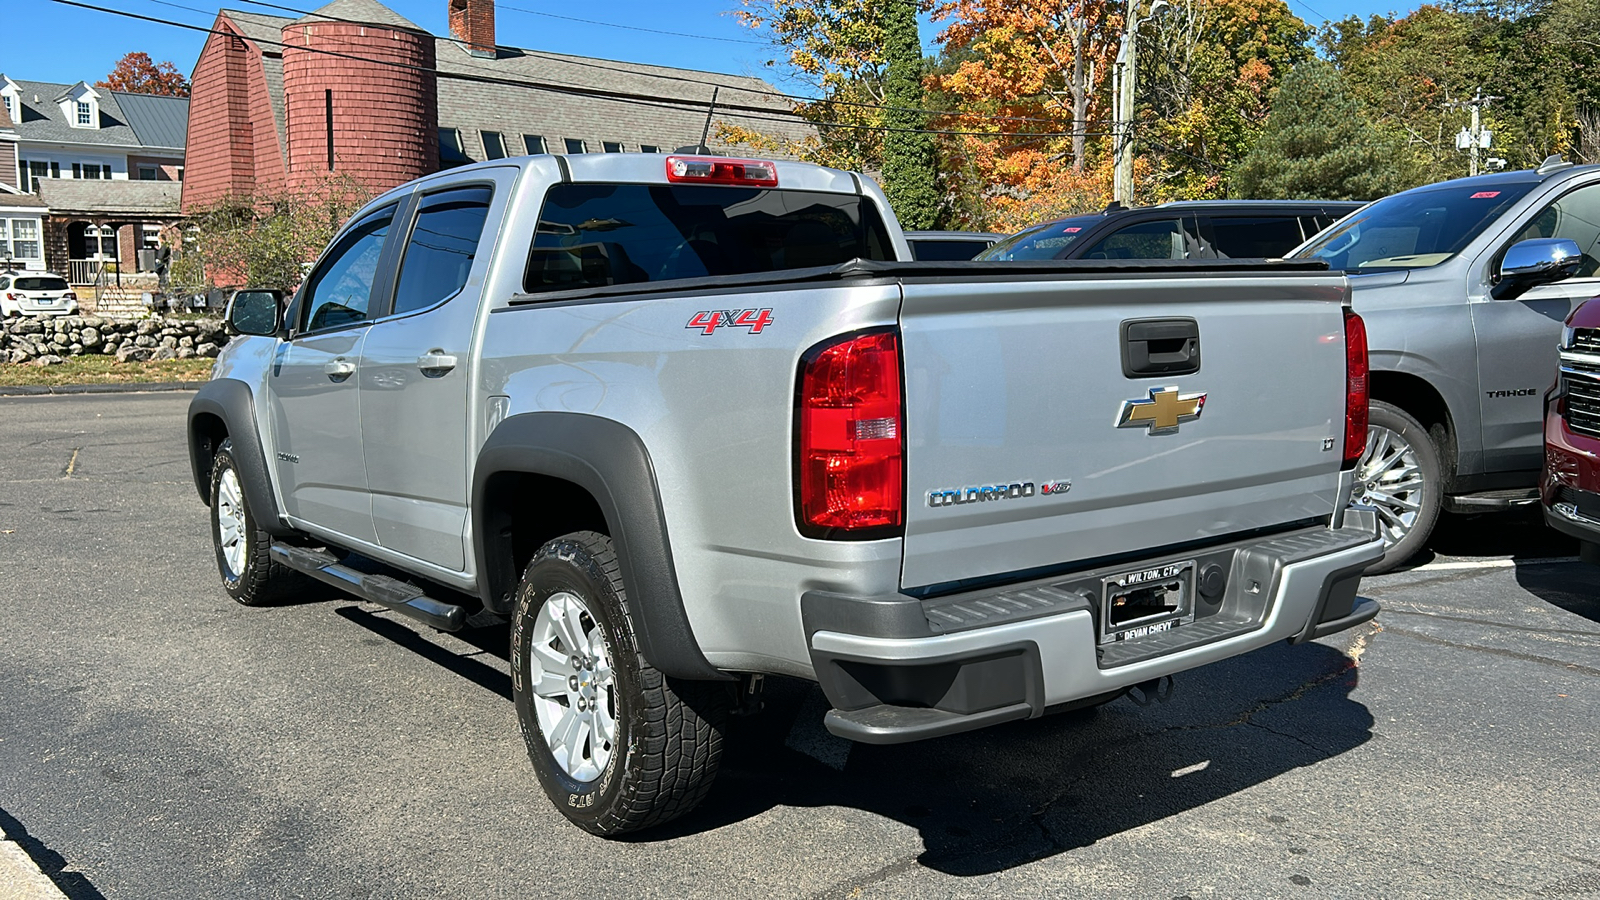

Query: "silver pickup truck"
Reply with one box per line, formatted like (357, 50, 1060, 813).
(1294, 156, 1600, 571)
(187, 153, 1383, 834)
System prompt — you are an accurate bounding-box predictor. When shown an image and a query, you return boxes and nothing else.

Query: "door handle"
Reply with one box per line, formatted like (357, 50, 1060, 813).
(417, 350, 458, 377)
(323, 358, 356, 381)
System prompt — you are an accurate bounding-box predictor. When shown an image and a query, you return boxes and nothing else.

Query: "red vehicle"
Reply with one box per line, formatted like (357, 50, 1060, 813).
(1543, 297, 1600, 562)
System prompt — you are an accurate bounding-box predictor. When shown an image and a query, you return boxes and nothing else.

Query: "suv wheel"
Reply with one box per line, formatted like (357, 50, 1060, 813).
(512, 531, 728, 835)
(1351, 401, 1443, 574)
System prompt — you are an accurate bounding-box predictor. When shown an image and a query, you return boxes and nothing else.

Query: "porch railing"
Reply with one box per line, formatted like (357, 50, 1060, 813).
(68, 259, 104, 285)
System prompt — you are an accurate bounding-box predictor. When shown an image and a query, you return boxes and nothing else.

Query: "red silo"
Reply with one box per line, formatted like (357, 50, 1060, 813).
(280, 0, 439, 197)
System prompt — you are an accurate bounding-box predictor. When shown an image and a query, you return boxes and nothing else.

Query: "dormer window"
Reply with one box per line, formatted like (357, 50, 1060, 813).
(58, 82, 101, 130)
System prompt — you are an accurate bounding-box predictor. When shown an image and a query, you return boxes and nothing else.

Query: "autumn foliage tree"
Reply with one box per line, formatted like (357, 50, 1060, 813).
(96, 52, 189, 97)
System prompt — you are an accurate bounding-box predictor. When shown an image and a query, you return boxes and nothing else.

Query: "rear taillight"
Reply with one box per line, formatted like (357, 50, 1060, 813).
(65, 292, 77, 301)
(796, 329, 904, 537)
(1344, 309, 1369, 469)
(665, 155, 779, 187)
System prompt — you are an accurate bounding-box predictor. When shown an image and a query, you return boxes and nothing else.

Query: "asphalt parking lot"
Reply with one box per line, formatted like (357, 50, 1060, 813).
(2, 392, 1598, 899)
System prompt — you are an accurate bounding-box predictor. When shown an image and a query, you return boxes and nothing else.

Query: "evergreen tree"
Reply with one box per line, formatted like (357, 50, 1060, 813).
(1231, 60, 1417, 200)
(880, 0, 941, 229)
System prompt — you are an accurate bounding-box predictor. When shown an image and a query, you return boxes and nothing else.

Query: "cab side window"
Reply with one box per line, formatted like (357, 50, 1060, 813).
(391, 186, 493, 316)
(299, 205, 395, 333)
(1514, 184, 1600, 277)
(1082, 218, 1188, 260)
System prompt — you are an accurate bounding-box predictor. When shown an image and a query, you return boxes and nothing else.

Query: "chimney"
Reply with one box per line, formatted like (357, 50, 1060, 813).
(448, 0, 495, 58)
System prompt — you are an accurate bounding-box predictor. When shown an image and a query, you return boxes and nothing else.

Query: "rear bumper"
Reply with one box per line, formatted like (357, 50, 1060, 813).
(805, 515, 1383, 744)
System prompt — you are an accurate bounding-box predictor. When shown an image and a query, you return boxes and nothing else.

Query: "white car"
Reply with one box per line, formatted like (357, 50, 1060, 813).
(0, 272, 79, 317)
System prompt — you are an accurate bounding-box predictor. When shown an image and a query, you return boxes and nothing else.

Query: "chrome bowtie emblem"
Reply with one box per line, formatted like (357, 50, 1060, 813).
(1117, 386, 1207, 435)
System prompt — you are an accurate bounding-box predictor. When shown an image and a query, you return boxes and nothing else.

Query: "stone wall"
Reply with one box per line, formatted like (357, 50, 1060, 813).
(0, 316, 230, 365)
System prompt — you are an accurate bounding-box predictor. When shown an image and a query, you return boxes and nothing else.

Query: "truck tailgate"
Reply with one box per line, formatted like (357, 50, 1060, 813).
(898, 271, 1350, 589)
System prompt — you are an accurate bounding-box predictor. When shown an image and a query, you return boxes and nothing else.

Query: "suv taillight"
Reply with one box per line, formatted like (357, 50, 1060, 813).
(1344, 309, 1369, 469)
(796, 329, 904, 537)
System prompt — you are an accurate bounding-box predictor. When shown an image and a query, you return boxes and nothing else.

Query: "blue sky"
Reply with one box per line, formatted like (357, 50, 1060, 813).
(12, 0, 1421, 91)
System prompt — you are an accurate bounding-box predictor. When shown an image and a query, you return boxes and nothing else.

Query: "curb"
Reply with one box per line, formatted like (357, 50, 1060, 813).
(0, 824, 68, 900)
(0, 381, 205, 396)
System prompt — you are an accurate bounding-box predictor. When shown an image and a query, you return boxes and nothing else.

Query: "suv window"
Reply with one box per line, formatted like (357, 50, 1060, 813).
(1081, 218, 1188, 260)
(300, 205, 394, 332)
(1298, 182, 1537, 272)
(523, 184, 893, 294)
(978, 216, 1099, 261)
(1509, 183, 1600, 278)
(15, 276, 68, 291)
(1202, 216, 1307, 258)
(392, 186, 493, 316)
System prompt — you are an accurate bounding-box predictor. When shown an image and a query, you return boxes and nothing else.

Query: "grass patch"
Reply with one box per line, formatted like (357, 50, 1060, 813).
(0, 356, 214, 387)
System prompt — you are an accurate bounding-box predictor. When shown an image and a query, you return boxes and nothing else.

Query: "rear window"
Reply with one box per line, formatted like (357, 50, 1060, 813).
(523, 183, 893, 294)
(15, 276, 68, 291)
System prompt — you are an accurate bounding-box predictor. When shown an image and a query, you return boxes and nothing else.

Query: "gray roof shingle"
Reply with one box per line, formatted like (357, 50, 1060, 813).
(36, 179, 181, 215)
(11, 80, 189, 151)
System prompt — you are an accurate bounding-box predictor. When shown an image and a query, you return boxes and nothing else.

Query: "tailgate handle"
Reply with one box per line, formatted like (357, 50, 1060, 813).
(1122, 318, 1200, 378)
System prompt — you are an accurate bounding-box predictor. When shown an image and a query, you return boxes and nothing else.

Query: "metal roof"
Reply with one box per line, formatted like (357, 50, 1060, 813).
(112, 92, 189, 150)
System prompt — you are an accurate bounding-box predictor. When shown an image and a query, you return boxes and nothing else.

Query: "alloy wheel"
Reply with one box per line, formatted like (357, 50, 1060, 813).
(1352, 424, 1426, 548)
(216, 467, 248, 577)
(526, 590, 617, 782)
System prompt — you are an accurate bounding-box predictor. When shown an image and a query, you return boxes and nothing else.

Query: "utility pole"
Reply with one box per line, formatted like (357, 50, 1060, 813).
(1111, 0, 1167, 204)
(1448, 89, 1502, 176)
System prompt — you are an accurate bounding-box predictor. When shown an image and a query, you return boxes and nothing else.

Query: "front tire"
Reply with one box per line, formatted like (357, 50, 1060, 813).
(511, 531, 728, 835)
(1352, 400, 1444, 574)
(209, 438, 301, 605)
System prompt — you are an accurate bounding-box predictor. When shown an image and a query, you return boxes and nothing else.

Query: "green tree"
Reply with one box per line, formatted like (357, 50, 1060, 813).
(880, 0, 940, 228)
(169, 175, 370, 294)
(1232, 60, 1418, 200)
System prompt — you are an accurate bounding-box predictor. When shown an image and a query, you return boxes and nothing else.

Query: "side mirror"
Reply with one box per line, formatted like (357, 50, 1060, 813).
(226, 289, 284, 336)
(1493, 238, 1584, 299)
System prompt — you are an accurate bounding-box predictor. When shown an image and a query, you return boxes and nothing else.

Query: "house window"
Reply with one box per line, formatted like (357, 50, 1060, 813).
(640, 144, 660, 154)
(439, 128, 471, 167)
(72, 163, 80, 179)
(7, 218, 41, 261)
(141, 225, 162, 251)
(102, 165, 113, 179)
(482, 131, 506, 159)
(176, 166, 184, 182)
(523, 135, 545, 155)
(564, 138, 587, 154)
(138, 165, 158, 180)
(602, 141, 623, 153)
(76, 100, 91, 126)
(49, 162, 58, 179)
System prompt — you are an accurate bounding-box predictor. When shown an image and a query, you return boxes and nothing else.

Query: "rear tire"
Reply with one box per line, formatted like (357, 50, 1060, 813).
(1353, 401, 1444, 574)
(209, 438, 302, 606)
(512, 531, 728, 835)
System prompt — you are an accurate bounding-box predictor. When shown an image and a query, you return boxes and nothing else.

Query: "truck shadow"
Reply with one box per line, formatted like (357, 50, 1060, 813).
(647, 638, 1373, 877)
(1514, 561, 1600, 626)
(1399, 507, 1576, 571)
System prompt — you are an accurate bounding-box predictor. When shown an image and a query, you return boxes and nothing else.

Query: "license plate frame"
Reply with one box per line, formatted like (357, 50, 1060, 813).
(1099, 559, 1196, 645)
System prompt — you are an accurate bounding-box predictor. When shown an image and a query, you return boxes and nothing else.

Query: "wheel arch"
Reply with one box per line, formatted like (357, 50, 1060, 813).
(472, 412, 728, 681)
(187, 378, 294, 536)
(1369, 370, 1459, 487)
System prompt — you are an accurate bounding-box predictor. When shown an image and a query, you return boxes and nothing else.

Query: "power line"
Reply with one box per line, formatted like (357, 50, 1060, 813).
(217, 0, 1111, 127)
(55, 0, 1112, 141)
(496, 3, 767, 45)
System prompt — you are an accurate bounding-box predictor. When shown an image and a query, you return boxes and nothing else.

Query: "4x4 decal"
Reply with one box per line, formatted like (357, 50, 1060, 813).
(687, 309, 773, 335)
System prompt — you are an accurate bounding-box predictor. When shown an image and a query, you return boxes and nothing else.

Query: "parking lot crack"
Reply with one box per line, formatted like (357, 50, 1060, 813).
(1383, 625, 1600, 677)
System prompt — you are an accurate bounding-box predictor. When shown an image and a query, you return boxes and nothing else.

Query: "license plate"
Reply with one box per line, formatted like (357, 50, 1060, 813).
(1099, 560, 1196, 644)
(37, 298, 54, 305)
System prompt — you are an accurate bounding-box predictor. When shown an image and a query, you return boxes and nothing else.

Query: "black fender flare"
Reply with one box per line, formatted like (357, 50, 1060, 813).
(473, 412, 727, 681)
(187, 379, 294, 537)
